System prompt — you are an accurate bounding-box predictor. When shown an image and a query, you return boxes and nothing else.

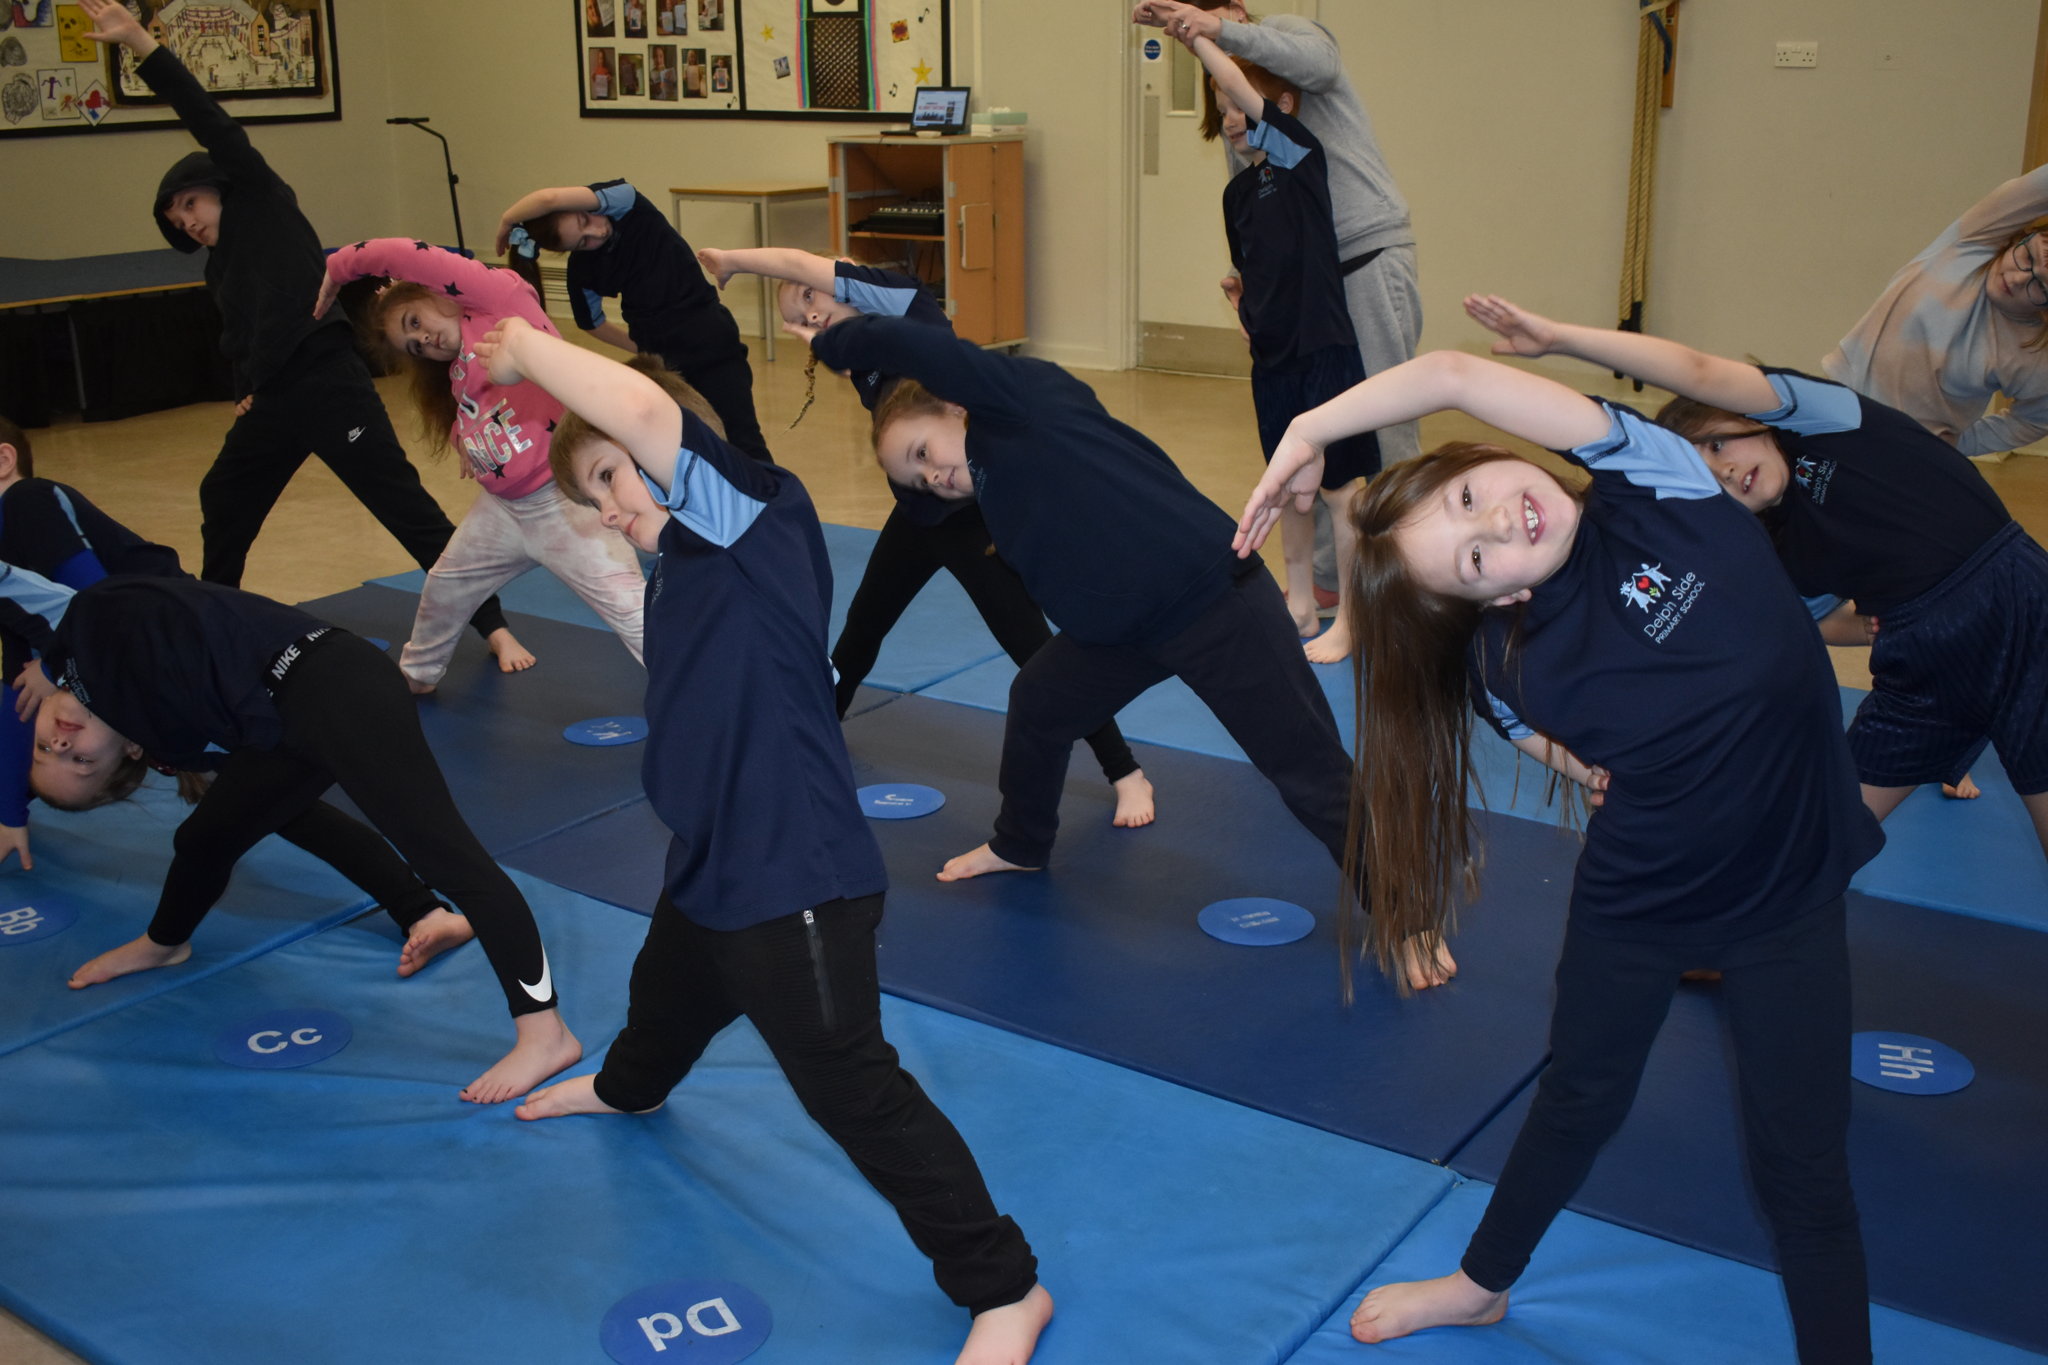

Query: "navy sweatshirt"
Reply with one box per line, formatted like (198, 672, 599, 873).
(1748, 369, 2012, 617)
(811, 315, 1245, 647)
(567, 180, 747, 373)
(636, 401, 887, 929)
(139, 47, 347, 400)
(1223, 100, 1358, 372)
(1473, 402, 1882, 942)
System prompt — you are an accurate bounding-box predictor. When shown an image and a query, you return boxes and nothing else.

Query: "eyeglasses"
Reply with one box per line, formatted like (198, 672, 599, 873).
(2008, 233, 2048, 310)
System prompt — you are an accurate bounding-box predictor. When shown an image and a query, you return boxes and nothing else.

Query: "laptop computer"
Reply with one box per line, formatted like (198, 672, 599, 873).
(879, 86, 971, 137)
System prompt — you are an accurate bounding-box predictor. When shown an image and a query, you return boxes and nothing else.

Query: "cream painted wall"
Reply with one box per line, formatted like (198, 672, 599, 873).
(8, 0, 403, 258)
(20, 0, 2040, 378)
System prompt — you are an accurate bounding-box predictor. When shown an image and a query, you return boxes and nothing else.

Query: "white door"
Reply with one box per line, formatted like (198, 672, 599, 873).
(1132, 3, 1311, 372)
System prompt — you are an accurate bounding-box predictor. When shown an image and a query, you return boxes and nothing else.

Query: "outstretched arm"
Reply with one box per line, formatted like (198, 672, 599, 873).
(493, 186, 601, 256)
(1239, 350, 1609, 553)
(78, 0, 156, 60)
(696, 246, 835, 293)
(473, 318, 681, 490)
(1465, 294, 1782, 415)
(81, 0, 277, 185)
(1183, 32, 1260, 120)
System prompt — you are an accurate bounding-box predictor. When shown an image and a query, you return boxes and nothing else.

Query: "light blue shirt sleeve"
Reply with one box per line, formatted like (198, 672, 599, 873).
(836, 274, 922, 318)
(1747, 371, 1863, 436)
(1482, 686, 1534, 743)
(0, 561, 75, 632)
(580, 288, 609, 329)
(639, 448, 766, 550)
(1804, 593, 1846, 621)
(1572, 403, 1722, 500)
(592, 182, 637, 221)
(1246, 110, 1312, 170)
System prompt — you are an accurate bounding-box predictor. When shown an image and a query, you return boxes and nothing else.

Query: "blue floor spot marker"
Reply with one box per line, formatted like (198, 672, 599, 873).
(1852, 1031, 1975, 1095)
(212, 1008, 352, 1070)
(858, 783, 945, 819)
(0, 890, 80, 946)
(1199, 897, 1314, 946)
(600, 1280, 771, 1364)
(564, 716, 649, 747)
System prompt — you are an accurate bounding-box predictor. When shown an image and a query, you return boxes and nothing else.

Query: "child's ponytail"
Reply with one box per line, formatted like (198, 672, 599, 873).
(504, 223, 549, 309)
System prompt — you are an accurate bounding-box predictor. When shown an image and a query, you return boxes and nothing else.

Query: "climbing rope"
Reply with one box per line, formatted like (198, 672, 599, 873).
(1619, 0, 1678, 380)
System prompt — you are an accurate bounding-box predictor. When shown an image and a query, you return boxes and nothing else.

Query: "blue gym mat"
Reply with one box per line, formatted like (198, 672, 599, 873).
(293, 585, 650, 854)
(0, 778, 372, 1059)
(370, 521, 1010, 695)
(1283, 1181, 2044, 1364)
(0, 867, 1458, 1365)
(1450, 890, 2048, 1354)
(507, 691, 1579, 1165)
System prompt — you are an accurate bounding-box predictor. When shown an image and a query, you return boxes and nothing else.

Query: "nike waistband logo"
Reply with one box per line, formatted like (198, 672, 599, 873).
(519, 950, 553, 1003)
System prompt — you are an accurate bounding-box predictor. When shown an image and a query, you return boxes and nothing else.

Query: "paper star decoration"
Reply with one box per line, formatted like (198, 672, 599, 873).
(761, 24, 774, 40)
(911, 58, 933, 83)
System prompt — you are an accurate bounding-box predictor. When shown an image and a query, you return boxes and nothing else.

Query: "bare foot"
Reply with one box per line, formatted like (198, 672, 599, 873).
(1290, 601, 1322, 639)
(515, 1071, 664, 1121)
(488, 627, 537, 674)
(937, 843, 1041, 882)
(461, 1007, 581, 1105)
(1398, 933, 1458, 991)
(955, 1284, 1054, 1365)
(1111, 769, 1155, 828)
(1304, 618, 1353, 664)
(1350, 1270, 1507, 1344)
(1942, 773, 1982, 800)
(397, 906, 474, 978)
(68, 934, 192, 989)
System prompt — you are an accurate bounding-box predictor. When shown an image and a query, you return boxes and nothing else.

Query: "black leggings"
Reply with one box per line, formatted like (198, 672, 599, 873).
(200, 335, 507, 643)
(146, 632, 553, 1018)
(596, 890, 1038, 1316)
(1463, 900, 1868, 1364)
(832, 502, 1139, 787)
(987, 565, 1350, 868)
(659, 345, 770, 464)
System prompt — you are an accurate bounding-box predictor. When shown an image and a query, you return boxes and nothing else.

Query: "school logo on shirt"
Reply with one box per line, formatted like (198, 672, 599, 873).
(1256, 163, 1278, 199)
(1620, 560, 1707, 643)
(1618, 562, 1672, 611)
(1792, 454, 1836, 503)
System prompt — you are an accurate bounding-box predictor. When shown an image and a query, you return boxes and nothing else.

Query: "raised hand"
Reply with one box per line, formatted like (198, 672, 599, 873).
(76, 0, 150, 51)
(311, 271, 342, 320)
(1463, 294, 1562, 359)
(472, 318, 533, 386)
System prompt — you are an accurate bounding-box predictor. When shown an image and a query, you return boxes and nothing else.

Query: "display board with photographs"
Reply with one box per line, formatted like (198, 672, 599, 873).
(1, 0, 338, 138)
(577, 0, 948, 120)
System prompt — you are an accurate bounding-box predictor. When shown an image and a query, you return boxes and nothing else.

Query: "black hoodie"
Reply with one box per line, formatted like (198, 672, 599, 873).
(139, 47, 343, 399)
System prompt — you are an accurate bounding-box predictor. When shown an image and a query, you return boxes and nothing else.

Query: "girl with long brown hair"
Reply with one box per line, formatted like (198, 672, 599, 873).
(313, 240, 645, 693)
(1237, 349, 1883, 1361)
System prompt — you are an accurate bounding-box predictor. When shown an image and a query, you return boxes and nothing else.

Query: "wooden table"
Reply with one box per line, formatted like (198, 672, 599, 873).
(669, 181, 830, 362)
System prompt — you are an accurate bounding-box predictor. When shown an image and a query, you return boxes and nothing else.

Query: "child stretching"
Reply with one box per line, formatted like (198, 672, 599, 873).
(0, 570, 579, 1103)
(1237, 350, 1882, 1360)
(493, 180, 769, 460)
(1466, 293, 2048, 867)
(477, 318, 1053, 1365)
(805, 315, 1452, 987)
(0, 417, 424, 911)
(1181, 27, 1379, 661)
(697, 244, 1155, 828)
(75, 0, 520, 667)
(315, 240, 646, 692)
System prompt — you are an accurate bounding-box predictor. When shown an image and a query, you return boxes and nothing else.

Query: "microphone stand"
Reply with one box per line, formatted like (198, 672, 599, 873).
(387, 117, 465, 252)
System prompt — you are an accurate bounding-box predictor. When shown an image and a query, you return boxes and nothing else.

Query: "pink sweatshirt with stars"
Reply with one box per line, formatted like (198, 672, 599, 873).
(323, 238, 563, 499)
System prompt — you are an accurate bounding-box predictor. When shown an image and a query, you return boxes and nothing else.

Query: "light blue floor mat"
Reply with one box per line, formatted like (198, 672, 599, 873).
(1283, 1182, 2044, 1364)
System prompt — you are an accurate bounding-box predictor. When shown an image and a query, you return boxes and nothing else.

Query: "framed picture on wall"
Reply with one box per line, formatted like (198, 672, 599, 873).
(574, 0, 949, 121)
(2, 0, 340, 139)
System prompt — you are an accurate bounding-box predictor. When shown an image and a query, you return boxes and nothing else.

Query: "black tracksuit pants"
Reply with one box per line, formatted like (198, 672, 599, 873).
(832, 502, 1139, 786)
(146, 632, 553, 1017)
(594, 890, 1038, 1316)
(987, 564, 1349, 868)
(199, 332, 507, 642)
(1462, 899, 1869, 1364)
(658, 345, 770, 465)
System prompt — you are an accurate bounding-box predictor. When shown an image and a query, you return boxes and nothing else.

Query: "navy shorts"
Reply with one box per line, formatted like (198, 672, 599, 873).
(1850, 521, 2048, 795)
(1252, 345, 1381, 490)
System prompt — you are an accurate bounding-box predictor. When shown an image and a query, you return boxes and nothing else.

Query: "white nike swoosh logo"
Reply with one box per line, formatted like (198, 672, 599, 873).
(519, 950, 553, 1003)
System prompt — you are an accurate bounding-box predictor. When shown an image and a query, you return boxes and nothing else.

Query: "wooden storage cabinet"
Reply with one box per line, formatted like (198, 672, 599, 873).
(827, 133, 1026, 348)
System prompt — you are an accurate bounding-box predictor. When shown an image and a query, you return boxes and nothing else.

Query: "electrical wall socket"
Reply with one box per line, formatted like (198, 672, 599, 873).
(1774, 41, 1819, 68)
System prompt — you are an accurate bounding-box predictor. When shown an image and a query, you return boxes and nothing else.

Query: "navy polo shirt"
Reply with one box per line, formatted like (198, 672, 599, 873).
(1748, 368, 2012, 617)
(1222, 100, 1358, 372)
(1474, 402, 1882, 942)
(828, 261, 962, 527)
(637, 403, 887, 929)
(566, 180, 745, 371)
